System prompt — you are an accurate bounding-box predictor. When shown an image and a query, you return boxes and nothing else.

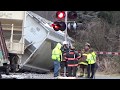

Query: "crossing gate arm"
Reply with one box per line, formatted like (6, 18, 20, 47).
(96, 51, 120, 56)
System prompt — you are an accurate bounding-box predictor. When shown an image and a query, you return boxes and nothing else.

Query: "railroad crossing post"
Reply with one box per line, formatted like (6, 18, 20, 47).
(65, 11, 68, 42)
(64, 11, 68, 77)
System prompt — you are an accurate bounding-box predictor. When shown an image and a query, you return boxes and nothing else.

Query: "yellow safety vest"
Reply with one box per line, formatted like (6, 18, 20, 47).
(86, 51, 96, 64)
(79, 62, 88, 65)
(79, 53, 88, 65)
(91, 52, 96, 61)
(51, 43, 62, 62)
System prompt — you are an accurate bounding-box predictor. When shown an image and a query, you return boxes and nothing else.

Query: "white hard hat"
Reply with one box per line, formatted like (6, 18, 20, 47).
(85, 42, 90, 46)
(63, 41, 68, 45)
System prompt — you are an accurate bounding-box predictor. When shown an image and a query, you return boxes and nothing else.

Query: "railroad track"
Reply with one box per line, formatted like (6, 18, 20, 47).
(1, 72, 120, 79)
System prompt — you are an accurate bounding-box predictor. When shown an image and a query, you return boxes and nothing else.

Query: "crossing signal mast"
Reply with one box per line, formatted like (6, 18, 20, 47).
(52, 11, 78, 41)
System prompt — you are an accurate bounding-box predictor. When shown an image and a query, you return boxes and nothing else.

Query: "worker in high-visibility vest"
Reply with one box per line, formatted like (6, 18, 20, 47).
(78, 42, 91, 77)
(78, 49, 88, 77)
(51, 42, 62, 78)
(86, 49, 97, 79)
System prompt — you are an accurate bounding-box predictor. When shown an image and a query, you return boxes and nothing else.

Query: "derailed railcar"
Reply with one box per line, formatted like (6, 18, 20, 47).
(0, 11, 74, 73)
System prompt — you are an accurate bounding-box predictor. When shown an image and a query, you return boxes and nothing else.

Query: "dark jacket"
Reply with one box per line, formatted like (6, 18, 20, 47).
(65, 50, 80, 66)
(65, 50, 79, 59)
(61, 46, 69, 54)
(61, 46, 70, 61)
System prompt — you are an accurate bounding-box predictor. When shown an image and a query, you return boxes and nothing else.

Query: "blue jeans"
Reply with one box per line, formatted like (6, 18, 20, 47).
(54, 60, 60, 77)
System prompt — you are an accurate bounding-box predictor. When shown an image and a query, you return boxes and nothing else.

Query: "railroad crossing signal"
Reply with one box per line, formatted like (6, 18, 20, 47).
(52, 11, 78, 31)
(52, 21, 66, 31)
(52, 11, 66, 31)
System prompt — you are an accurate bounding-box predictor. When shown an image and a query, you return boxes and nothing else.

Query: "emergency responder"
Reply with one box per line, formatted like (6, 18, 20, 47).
(79, 43, 91, 77)
(65, 46, 80, 77)
(86, 49, 97, 79)
(60, 41, 69, 77)
(51, 42, 62, 78)
(78, 49, 88, 77)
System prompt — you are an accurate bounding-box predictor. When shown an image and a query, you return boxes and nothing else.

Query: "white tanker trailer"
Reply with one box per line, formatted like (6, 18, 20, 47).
(0, 11, 74, 73)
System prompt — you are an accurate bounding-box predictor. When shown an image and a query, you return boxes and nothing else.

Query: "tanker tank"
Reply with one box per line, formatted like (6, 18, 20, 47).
(0, 11, 74, 73)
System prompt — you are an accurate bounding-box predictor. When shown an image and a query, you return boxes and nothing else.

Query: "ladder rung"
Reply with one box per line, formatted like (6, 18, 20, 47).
(13, 34, 22, 35)
(0, 23, 9, 60)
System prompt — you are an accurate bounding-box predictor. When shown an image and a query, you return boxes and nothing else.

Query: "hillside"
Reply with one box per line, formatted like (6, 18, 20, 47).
(73, 11, 120, 74)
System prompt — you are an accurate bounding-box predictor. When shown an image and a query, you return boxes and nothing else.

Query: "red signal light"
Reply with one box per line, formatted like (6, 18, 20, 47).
(52, 21, 66, 31)
(54, 25, 59, 29)
(52, 22, 60, 31)
(56, 11, 65, 19)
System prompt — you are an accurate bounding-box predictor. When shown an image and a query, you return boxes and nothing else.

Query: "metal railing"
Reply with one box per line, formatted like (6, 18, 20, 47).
(1, 24, 24, 54)
(0, 22, 9, 63)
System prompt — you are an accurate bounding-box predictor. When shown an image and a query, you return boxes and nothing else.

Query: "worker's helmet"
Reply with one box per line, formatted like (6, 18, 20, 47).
(63, 41, 68, 45)
(85, 42, 90, 47)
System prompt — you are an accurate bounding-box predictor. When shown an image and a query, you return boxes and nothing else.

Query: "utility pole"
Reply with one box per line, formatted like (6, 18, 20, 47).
(65, 11, 68, 42)
(63, 11, 67, 77)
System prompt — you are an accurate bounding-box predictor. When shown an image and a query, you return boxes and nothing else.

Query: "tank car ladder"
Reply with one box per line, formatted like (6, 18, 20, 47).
(0, 22, 9, 64)
(0, 22, 10, 75)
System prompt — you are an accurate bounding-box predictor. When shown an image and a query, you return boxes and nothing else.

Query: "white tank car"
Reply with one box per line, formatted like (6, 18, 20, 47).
(0, 11, 74, 73)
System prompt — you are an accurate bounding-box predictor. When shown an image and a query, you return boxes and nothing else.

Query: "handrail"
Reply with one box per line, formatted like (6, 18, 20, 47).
(0, 22, 9, 63)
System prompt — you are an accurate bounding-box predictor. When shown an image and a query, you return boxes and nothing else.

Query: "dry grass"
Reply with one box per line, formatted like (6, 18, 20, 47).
(97, 57, 120, 74)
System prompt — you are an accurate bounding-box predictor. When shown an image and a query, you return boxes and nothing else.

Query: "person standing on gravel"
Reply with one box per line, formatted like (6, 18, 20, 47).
(86, 49, 97, 79)
(65, 46, 80, 77)
(60, 41, 70, 77)
(79, 43, 90, 77)
(51, 42, 62, 78)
